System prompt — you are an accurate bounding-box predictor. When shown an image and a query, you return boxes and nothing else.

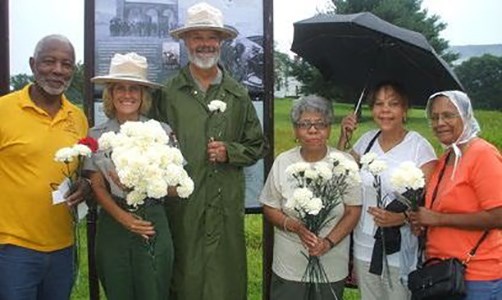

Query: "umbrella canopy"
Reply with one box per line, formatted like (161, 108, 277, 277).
(291, 12, 463, 106)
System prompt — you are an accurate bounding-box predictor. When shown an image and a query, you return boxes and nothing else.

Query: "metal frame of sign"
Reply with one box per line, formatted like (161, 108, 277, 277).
(83, 1, 274, 299)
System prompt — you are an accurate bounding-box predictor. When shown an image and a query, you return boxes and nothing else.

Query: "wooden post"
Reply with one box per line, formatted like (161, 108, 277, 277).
(262, 0, 274, 299)
(0, 0, 10, 96)
(84, 1, 99, 300)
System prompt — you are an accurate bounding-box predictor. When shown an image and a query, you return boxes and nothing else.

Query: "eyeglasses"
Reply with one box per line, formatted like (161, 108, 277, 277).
(295, 120, 330, 130)
(429, 112, 461, 123)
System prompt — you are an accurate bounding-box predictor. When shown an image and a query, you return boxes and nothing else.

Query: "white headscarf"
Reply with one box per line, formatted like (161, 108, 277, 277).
(425, 90, 481, 179)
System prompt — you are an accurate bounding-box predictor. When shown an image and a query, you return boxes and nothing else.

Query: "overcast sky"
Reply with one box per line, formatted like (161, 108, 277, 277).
(8, 0, 502, 75)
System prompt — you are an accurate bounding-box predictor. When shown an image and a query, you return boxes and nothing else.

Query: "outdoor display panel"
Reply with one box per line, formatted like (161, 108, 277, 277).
(93, 0, 267, 211)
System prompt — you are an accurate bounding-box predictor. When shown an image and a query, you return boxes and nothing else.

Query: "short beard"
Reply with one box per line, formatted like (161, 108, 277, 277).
(188, 47, 220, 69)
(34, 76, 72, 96)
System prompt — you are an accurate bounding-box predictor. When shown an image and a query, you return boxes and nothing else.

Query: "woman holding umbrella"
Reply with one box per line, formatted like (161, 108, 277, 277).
(410, 91, 502, 299)
(337, 81, 437, 300)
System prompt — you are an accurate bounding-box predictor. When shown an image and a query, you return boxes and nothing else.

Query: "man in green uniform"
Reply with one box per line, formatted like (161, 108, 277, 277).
(152, 2, 267, 300)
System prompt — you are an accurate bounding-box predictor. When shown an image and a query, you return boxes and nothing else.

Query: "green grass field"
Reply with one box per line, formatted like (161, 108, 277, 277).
(71, 99, 502, 300)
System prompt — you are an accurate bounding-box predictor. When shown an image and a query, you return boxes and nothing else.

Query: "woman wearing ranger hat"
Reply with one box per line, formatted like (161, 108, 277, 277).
(85, 52, 176, 300)
(152, 2, 267, 300)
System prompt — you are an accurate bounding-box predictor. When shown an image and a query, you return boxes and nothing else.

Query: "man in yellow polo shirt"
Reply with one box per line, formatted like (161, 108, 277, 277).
(0, 34, 90, 300)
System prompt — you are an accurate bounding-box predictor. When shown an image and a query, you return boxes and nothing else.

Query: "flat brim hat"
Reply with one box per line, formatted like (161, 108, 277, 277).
(170, 2, 238, 40)
(91, 52, 162, 88)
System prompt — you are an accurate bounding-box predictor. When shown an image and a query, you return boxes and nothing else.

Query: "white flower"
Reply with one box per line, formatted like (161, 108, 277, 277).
(390, 161, 425, 192)
(285, 162, 311, 178)
(146, 178, 168, 199)
(72, 144, 92, 157)
(304, 168, 319, 180)
(360, 152, 378, 166)
(54, 147, 76, 162)
(293, 187, 313, 201)
(313, 162, 332, 181)
(367, 160, 387, 176)
(177, 176, 195, 198)
(304, 197, 323, 215)
(98, 131, 117, 150)
(208, 100, 227, 113)
(360, 152, 387, 176)
(328, 152, 347, 164)
(126, 189, 146, 207)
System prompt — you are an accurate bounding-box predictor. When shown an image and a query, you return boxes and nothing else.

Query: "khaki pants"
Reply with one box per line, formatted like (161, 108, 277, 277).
(354, 258, 411, 300)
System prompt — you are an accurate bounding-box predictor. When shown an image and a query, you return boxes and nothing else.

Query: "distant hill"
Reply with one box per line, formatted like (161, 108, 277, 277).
(450, 44, 502, 64)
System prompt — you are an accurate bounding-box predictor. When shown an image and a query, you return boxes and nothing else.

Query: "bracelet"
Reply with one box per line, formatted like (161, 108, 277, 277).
(282, 216, 290, 232)
(325, 237, 335, 249)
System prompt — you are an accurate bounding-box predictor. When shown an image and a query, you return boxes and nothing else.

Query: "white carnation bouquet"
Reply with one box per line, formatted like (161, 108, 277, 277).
(285, 152, 360, 297)
(98, 120, 194, 208)
(390, 161, 425, 211)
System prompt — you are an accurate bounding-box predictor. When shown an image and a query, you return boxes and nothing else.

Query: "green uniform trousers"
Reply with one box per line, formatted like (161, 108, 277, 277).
(95, 204, 174, 300)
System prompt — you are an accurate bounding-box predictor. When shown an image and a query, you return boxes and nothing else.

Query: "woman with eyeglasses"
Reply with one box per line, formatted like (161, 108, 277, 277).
(259, 95, 362, 299)
(337, 81, 437, 300)
(410, 91, 502, 299)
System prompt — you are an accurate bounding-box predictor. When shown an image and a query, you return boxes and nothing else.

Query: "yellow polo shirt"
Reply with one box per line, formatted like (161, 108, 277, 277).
(0, 84, 88, 252)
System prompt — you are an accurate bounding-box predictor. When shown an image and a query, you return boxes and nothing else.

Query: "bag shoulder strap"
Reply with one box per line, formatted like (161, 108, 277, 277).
(363, 130, 381, 155)
(465, 231, 490, 263)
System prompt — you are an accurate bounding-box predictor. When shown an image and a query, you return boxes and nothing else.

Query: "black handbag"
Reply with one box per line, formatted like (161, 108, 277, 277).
(408, 257, 466, 300)
(407, 151, 490, 300)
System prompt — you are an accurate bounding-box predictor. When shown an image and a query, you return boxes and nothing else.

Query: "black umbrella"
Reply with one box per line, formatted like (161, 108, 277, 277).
(291, 12, 463, 107)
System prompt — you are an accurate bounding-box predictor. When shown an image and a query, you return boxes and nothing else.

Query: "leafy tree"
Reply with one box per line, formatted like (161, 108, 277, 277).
(274, 49, 293, 91)
(9, 62, 84, 104)
(10, 73, 34, 91)
(454, 54, 502, 110)
(65, 62, 84, 104)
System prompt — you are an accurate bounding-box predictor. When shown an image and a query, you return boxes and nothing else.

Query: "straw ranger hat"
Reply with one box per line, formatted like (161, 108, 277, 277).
(91, 52, 162, 88)
(170, 2, 238, 40)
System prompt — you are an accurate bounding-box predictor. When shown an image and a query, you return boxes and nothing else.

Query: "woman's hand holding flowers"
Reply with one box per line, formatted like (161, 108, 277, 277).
(368, 206, 407, 227)
(308, 237, 333, 257)
(409, 207, 442, 232)
(286, 217, 318, 250)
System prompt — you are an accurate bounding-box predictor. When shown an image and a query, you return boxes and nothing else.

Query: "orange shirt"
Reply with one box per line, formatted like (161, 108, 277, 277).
(425, 138, 502, 280)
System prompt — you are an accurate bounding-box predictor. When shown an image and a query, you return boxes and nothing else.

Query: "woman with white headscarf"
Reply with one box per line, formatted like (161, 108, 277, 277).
(411, 90, 502, 299)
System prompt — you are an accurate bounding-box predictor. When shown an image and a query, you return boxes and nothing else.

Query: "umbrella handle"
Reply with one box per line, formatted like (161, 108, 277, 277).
(343, 87, 367, 150)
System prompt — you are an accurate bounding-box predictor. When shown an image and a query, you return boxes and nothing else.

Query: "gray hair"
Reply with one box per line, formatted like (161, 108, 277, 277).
(290, 95, 333, 124)
(33, 34, 75, 61)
